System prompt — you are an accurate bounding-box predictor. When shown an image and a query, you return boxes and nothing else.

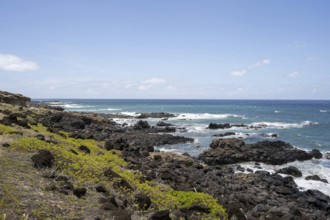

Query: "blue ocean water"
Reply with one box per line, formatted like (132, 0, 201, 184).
(42, 99, 330, 195)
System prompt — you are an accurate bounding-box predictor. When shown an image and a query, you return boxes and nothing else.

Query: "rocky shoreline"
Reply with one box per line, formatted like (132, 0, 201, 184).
(1, 91, 329, 219)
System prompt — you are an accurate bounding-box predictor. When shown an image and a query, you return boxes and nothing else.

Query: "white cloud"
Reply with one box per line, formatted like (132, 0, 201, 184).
(230, 59, 270, 77)
(139, 78, 167, 91)
(249, 59, 270, 69)
(230, 70, 247, 77)
(142, 78, 166, 85)
(288, 71, 299, 78)
(0, 54, 39, 71)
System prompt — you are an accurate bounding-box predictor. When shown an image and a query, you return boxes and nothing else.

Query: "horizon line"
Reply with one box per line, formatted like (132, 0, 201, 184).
(32, 98, 330, 101)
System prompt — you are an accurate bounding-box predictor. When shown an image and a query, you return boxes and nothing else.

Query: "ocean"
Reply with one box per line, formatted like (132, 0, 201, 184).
(41, 99, 330, 196)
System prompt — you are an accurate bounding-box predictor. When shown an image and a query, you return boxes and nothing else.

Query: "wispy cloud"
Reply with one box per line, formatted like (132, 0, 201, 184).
(142, 78, 166, 85)
(230, 70, 247, 77)
(288, 71, 300, 78)
(0, 54, 39, 71)
(230, 59, 270, 77)
(248, 59, 270, 69)
(139, 78, 167, 91)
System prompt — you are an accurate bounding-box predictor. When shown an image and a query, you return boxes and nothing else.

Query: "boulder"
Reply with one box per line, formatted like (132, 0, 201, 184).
(134, 120, 151, 130)
(73, 188, 87, 198)
(305, 175, 328, 183)
(104, 138, 129, 151)
(276, 166, 302, 177)
(99, 195, 118, 210)
(78, 145, 91, 154)
(2, 143, 10, 147)
(70, 120, 86, 129)
(35, 134, 45, 141)
(1, 114, 18, 125)
(134, 193, 152, 210)
(95, 184, 108, 193)
(16, 119, 31, 128)
(31, 150, 54, 168)
(310, 149, 323, 159)
(148, 210, 171, 220)
(49, 113, 64, 123)
(208, 123, 231, 129)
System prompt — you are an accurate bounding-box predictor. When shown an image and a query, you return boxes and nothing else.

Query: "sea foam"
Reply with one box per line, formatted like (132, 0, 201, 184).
(99, 108, 122, 111)
(237, 159, 330, 196)
(174, 113, 246, 120)
(120, 112, 141, 117)
(49, 102, 92, 109)
(249, 121, 318, 129)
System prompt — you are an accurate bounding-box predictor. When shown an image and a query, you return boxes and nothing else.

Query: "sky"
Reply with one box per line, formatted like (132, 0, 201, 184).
(0, 0, 330, 99)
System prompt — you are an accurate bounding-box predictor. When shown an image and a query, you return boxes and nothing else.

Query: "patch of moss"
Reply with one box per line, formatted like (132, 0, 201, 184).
(0, 124, 18, 134)
(134, 181, 227, 219)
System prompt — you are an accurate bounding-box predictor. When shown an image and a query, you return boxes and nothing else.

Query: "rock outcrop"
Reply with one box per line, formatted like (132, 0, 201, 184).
(198, 138, 321, 165)
(136, 112, 176, 119)
(276, 166, 303, 177)
(0, 90, 31, 106)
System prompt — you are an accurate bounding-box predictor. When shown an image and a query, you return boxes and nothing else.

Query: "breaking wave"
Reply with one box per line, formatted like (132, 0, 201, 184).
(249, 121, 318, 129)
(174, 113, 246, 120)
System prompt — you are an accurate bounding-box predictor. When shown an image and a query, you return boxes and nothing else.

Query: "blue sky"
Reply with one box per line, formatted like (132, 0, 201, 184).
(0, 0, 329, 99)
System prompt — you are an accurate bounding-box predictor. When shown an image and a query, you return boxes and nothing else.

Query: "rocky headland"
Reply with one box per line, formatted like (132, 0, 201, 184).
(0, 91, 329, 220)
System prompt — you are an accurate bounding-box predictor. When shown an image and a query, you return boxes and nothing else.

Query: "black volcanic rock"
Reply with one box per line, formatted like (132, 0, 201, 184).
(212, 132, 236, 137)
(311, 149, 323, 159)
(0, 90, 31, 106)
(73, 188, 87, 198)
(134, 193, 152, 210)
(157, 121, 173, 127)
(305, 175, 328, 183)
(208, 123, 246, 130)
(208, 123, 231, 129)
(137, 112, 176, 119)
(78, 145, 91, 154)
(276, 166, 302, 177)
(31, 150, 54, 168)
(134, 120, 151, 130)
(104, 137, 129, 151)
(199, 139, 314, 165)
(148, 210, 171, 220)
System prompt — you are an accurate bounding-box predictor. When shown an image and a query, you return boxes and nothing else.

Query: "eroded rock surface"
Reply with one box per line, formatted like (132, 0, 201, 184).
(199, 138, 320, 165)
(0, 90, 31, 106)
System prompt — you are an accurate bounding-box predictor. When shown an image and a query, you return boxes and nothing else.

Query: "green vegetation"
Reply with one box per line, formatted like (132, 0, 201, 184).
(2, 115, 227, 219)
(0, 124, 18, 134)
